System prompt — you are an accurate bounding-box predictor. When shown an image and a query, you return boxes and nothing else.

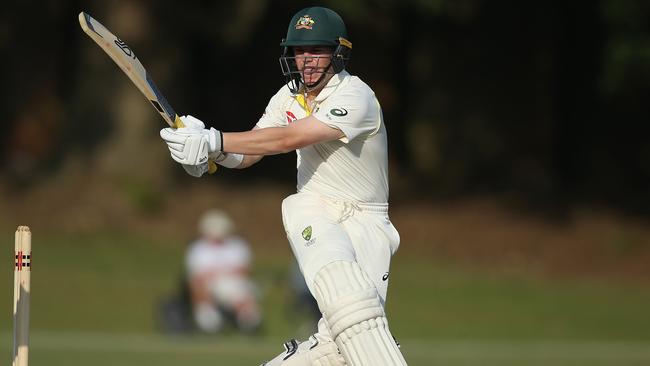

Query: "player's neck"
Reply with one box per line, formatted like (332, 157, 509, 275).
(304, 73, 334, 103)
(305, 90, 319, 104)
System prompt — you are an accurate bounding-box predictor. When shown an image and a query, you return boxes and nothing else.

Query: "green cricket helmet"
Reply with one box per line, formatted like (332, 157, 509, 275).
(279, 7, 352, 93)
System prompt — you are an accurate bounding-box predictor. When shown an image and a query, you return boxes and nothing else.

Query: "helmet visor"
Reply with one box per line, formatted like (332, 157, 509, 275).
(280, 52, 336, 92)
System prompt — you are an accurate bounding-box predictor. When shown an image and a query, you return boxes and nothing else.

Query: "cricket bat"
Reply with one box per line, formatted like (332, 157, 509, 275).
(78, 11, 217, 174)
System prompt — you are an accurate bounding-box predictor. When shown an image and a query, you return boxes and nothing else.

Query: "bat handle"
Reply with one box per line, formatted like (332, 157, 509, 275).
(207, 161, 218, 174)
(173, 115, 218, 174)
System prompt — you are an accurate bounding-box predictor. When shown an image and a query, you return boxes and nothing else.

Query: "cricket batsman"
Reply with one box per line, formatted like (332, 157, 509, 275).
(160, 6, 408, 365)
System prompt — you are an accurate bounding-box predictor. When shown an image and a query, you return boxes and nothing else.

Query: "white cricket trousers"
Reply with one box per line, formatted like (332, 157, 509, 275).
(281, 191, 400, 308)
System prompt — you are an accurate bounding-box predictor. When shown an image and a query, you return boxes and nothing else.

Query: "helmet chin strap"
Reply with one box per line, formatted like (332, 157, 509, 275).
(301, 62, 334, 94)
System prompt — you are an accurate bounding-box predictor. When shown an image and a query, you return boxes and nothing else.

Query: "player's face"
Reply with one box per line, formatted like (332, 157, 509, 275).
(294, 46, 333, 86)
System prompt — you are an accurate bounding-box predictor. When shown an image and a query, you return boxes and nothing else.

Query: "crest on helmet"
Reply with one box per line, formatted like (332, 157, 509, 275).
(295, 15, 315, 30)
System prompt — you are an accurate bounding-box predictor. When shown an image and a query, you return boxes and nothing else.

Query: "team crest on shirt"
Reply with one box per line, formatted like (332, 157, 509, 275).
(302, 226, 312, 240)
(295, 15, 315, 30)
(286, 111, 297, 123)
(301, 225, 316, 246)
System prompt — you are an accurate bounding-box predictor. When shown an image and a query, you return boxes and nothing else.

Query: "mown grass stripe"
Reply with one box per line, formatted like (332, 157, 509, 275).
(1, 331, 649, 360)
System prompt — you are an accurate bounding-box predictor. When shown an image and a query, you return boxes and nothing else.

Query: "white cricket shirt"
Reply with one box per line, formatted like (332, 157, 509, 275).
(185, 237, 251, 277)
(256, 71, 389, 203)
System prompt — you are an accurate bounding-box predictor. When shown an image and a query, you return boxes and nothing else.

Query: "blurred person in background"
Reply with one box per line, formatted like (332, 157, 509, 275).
(161, 6, 407, 365)
(185, 209, 262, 334)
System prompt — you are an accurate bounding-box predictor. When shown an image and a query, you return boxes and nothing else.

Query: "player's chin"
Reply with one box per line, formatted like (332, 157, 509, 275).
(303, 73, 322, 85)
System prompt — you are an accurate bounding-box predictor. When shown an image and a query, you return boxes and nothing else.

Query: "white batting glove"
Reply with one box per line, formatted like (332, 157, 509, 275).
(180, 115, 223, 176)
(182, 163, 209, 177)
(179, 115, 205, 130)
(160, 115, 223, 166)
(212, 152, 244, 169)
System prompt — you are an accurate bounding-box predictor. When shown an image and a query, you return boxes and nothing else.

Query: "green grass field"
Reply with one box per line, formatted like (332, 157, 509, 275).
(1, 231, 650, 365)
(2, 332, 650, 365)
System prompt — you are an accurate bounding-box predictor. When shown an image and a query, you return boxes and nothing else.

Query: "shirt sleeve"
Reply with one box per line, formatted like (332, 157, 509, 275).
(255, 86, 289, 129)
(312, 84, 381, 143)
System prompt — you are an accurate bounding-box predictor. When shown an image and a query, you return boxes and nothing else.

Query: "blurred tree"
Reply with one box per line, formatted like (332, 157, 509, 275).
(0, 0, 648, 213)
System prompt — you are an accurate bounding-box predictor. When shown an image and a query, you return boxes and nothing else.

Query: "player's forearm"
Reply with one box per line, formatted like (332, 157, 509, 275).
(222, 128, 301, 155)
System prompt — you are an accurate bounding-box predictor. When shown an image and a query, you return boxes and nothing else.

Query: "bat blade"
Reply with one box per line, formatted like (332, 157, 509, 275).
(78, 12, 178, 127)
(78, 12, 217, 173)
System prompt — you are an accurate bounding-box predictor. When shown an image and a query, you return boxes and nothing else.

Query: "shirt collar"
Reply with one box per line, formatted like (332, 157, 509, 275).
(314, 70, 349, 102)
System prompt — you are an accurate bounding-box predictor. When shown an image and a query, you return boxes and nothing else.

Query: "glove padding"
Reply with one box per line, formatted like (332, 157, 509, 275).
(178, 115, 205, 130)
(160, 115, 222, 166)
(182, 163, 209, 177)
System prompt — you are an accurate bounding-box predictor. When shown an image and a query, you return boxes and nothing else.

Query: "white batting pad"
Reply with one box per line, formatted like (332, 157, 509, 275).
(313, 261, 407, 365)
(261, 335, 346, 366)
